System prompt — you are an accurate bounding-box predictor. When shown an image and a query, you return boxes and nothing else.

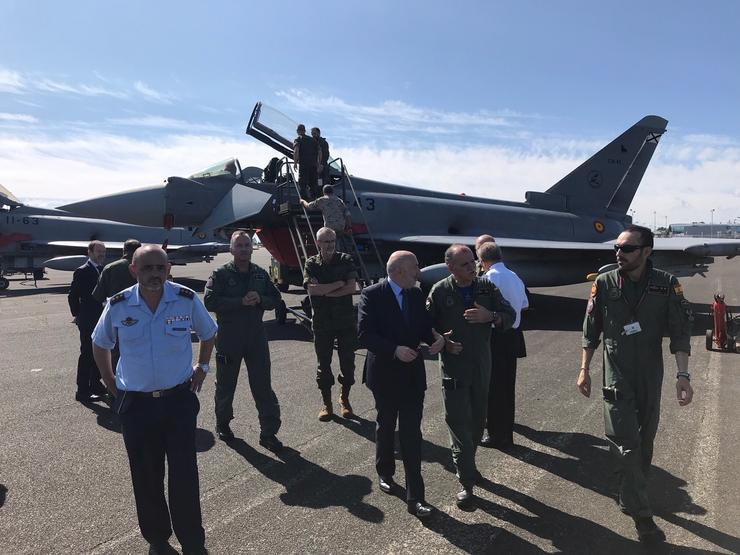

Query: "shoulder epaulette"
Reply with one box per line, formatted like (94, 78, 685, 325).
(178, 287, 195, 299)
(110, 292, 126, 305)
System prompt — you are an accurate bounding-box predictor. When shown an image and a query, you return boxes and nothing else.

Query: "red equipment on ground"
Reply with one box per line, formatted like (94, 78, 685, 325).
(706, 294, 739, 352)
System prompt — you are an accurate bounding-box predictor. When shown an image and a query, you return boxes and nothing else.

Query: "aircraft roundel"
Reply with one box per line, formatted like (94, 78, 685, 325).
(593, 220, 605, 233)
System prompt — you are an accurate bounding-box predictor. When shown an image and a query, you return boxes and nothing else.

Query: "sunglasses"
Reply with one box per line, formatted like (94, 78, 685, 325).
(614, 244, 645, 253)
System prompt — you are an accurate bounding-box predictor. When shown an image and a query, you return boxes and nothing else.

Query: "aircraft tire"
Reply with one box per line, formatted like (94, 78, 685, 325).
(276, 300, 288, 325)
(0, 277, 8, 290)
(705, 329, 713, 351)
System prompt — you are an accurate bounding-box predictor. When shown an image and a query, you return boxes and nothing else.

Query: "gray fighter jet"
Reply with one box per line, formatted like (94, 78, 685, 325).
(59, 103, 740, 290)
(0, 184, 228, 291)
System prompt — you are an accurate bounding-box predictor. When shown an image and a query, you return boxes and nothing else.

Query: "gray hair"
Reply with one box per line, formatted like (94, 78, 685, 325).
(478, 242, 502, 263)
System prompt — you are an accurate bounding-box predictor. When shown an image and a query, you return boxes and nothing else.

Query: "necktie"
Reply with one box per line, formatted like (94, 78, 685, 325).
(401, 289, 411, 324)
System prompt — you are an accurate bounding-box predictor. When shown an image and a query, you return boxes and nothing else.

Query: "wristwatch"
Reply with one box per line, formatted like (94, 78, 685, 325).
(197, 363, 210, 374)
(676, 371, 690, 381)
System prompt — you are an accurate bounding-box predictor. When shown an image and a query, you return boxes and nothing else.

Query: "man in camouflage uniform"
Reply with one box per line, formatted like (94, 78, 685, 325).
(304, 227, 358, 421)
(204, 230, 283, 452)
(427, 244, 515, 510)
(578, 225, 694, 544)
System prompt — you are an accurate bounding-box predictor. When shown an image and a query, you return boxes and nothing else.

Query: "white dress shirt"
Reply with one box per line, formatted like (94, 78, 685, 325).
(484, 262, 528, 329)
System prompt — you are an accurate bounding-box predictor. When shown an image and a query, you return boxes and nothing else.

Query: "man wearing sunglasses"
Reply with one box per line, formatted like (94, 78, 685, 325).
(578, 225, 694, 544)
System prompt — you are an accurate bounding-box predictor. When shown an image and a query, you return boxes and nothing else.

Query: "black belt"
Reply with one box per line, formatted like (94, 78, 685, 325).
(124, 381, 191, 398)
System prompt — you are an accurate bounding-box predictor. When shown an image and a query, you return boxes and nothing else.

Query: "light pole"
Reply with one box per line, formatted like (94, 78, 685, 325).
(653, 211, 657, 231)
(710, 208, 715, 237)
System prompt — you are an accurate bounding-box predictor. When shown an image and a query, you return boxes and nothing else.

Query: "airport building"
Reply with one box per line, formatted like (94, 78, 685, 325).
(669, 222, 740, 238)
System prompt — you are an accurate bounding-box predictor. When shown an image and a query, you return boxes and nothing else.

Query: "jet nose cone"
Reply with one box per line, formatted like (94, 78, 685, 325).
(59, 185, 166, 226)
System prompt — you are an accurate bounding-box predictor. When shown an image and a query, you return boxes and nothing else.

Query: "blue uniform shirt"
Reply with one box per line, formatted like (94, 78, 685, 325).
(92, 281, 217, 392)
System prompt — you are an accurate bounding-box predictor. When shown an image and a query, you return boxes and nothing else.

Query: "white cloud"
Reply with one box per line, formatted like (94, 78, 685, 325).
(34, 78, 128, 99)
(0, 112, 38, 123)
(133, 81, 176, 104)
(275, 88, 530, 129)
(0, 68, 25, 93)
(106, 115, 229, 134)
(0, 129, 737, 226)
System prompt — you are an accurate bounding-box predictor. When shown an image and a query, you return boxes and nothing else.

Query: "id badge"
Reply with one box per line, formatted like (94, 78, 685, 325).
(623, 322, 642, 336)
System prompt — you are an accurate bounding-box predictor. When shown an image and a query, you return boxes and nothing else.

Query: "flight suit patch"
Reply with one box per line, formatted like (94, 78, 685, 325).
(647, 284, 669, 296)
(586, 282, 597, 314)
(607, 288, 622, 300)
(445, 296, 455, 307)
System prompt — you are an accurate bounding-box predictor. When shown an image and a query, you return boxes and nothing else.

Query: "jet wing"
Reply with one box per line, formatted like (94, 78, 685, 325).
(400, 235, 740, 257)
(45, 241, 229, 255)
(0, 183, 23, 207)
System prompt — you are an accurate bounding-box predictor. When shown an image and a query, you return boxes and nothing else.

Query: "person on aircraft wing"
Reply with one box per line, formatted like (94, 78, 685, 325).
(293, 124, 320, 200)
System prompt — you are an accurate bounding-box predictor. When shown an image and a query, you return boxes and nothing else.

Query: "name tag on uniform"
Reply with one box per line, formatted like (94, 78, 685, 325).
(623, 322, 642, 336)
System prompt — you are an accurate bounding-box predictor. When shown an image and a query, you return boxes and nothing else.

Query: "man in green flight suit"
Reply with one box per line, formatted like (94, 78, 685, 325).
(427, 244, 515, 510)
(204, 230, 283, 452)
(578, 225, 694, 544)
(304, 226, 358, 421)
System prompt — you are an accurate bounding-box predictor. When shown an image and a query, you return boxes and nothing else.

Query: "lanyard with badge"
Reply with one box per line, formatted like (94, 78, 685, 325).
(617, 274, 647, 336)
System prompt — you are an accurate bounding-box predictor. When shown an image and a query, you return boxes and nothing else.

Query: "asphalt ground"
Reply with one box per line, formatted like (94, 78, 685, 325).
(0, 250, 738, 554)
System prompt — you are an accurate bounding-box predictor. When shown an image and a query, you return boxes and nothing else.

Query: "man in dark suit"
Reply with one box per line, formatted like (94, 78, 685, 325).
(358, 251, 445, 518)
(68, 240, 107, 402)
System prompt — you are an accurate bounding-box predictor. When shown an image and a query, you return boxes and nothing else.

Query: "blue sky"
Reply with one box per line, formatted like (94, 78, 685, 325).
(1, 0, 739, 225)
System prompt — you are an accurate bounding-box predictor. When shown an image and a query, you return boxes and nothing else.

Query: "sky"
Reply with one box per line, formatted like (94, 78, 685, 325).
(1, 0, 739, 227)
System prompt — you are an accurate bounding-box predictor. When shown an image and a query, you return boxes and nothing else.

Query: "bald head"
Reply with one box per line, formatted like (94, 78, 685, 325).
(131, 245, 170, 292)
(475, 234, 495, 256)
(387, 250, 419, 289)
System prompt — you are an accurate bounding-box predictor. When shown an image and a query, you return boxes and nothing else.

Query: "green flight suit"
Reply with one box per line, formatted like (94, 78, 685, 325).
(427, 276, 515, 487)
(303, 252, 358, 391)
(582, 261, 692, 517)
(204, 261, 282, 436)
(92, 257, 136, 302)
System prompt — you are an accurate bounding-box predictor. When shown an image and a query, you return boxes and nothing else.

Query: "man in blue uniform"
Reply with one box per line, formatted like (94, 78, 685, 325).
(92, 245, 217, 555)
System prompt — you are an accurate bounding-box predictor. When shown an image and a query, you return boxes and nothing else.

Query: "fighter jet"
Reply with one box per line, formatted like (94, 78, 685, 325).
(59, 103, 740, 290)
(0, 184, 229, 291)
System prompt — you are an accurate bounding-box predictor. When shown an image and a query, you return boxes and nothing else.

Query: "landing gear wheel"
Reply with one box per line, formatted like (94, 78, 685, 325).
(276, 300, 288, 325)
(705, 329, 713, 351)
(0, 277, 9, 291)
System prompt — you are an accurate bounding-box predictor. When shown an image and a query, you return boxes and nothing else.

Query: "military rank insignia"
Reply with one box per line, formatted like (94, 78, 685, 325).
(121, 317, 138, 327)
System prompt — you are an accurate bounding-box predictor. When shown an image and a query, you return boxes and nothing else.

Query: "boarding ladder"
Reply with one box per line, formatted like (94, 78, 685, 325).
(275, 157, 385, 287)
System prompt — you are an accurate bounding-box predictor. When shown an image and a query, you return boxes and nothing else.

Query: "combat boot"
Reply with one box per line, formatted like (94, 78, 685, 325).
(338, 385, 354, 418)
(318, 389, 333, 422)
(633, 516, 666, 543)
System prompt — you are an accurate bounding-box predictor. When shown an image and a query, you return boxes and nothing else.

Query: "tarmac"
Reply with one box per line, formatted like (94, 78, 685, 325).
(0, 249, 738, 554)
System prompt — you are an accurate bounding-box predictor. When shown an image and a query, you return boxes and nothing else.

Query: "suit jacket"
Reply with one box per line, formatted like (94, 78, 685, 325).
(68, 260, 103, 326)
(358, 280, 436, 394)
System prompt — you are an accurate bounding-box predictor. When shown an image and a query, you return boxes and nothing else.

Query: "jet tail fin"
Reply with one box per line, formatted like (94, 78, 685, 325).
(526, 116, 668, 217)
(0, 183, 23, 207)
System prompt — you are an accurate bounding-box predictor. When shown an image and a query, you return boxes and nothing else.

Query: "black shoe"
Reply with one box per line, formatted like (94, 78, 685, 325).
(480, 431, 494, 447)
(633, 516, 666, 543)
(456, 487, 476, 511)
(216, 423, 235, 442)
(148, 542, 178, 555)
(259, 434, 283, 453)
(182, 547, 209, 555)
(407, 501, 433, 518)
(378, 476, 395, 494)
(75, 392, 103, 403)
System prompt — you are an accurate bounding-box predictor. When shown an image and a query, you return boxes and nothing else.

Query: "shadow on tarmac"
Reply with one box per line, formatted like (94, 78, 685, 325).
(511, 424, 739, 554)
(0, 283, 69, 297)
(84, 401, 122, 433)
(0, 484, 7, 508)
(226, 440, 383, 523)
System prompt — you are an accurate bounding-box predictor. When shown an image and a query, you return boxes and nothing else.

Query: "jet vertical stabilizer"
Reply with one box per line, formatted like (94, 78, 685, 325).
(529, 116, 667, 217)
